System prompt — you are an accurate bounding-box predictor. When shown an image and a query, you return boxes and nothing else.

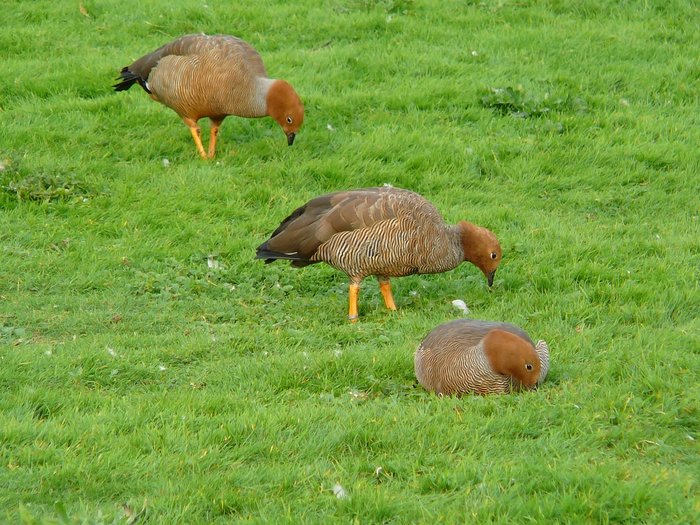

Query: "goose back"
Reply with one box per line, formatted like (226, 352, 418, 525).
(256, 187, 463, 278)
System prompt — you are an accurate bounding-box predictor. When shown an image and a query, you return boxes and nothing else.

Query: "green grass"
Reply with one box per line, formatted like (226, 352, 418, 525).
(1, 0, 699, 522)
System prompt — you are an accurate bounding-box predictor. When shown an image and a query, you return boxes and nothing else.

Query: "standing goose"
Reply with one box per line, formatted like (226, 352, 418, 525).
(415, 319, 550, 396)
(256, 186, 502, 321)
(113, 34, 304, 159)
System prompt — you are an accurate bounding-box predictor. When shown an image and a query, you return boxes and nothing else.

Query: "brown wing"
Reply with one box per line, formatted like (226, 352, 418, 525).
(113, 34, 266, 92)
(421, 319, 534, 349)
(207, 35, 267, 78)
(256, 187, 437, 265)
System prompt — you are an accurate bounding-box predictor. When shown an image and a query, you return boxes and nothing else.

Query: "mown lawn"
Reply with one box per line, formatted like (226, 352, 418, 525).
(1, 0, 698, 523)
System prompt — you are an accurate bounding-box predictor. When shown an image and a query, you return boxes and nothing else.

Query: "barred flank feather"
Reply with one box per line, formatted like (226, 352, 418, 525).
(535, 340, 550, 385)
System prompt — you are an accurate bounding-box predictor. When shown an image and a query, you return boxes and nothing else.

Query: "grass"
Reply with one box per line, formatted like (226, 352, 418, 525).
(1, 0, 699, 522)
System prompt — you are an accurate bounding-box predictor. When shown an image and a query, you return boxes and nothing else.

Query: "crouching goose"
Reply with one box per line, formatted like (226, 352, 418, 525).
(415, 319, 550, 395)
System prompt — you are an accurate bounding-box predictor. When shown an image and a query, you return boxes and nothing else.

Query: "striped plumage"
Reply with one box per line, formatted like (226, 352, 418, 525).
(113, 34, 304, 158)
(256, 187, 502, 321)
(415, 319, 550, 396)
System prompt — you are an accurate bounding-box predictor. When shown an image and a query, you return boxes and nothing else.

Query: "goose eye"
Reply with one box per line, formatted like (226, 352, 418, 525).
(525, 363, 533, 371)
(286, 116, 293, 124)
(490, 252, 498, 259)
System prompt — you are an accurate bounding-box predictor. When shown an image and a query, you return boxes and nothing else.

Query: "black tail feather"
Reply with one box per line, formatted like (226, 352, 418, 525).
(255, 202, 317, 267)
(113, 67, 150, 93)
(255, 243, 315, 267)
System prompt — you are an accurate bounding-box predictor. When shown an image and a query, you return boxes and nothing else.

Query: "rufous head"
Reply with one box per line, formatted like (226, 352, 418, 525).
(458, 221, 502, 286)
(482, 329, 541, 389)
(267, 80, 304, 145)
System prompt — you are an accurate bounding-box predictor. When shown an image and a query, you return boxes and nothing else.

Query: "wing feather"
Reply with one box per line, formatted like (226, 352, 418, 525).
(423, 319, 535, 349)
(114, 34, 267, 92)
(256, 187, 434, 263)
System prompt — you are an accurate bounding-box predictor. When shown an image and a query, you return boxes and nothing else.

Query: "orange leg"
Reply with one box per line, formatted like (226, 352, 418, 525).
(378, 278, 397, 311)
(183, 117, 208, 159)
(208, 118, 223, 159)
(348, 282, 360, 322)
